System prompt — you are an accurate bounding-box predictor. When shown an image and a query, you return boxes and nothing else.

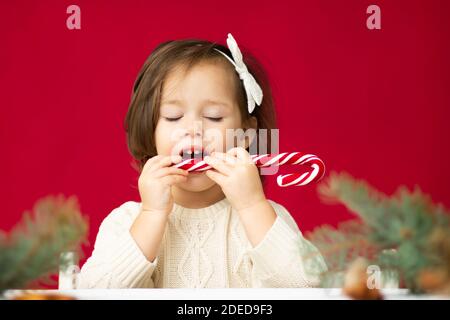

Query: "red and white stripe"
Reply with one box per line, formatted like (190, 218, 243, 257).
(173, 152, 325, 187)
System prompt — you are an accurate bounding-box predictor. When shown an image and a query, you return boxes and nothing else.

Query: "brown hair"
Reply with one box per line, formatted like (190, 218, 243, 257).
(124, 37, 277, 186)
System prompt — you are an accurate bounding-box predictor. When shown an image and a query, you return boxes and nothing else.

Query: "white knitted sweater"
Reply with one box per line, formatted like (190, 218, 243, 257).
(77, 198, 327, 288)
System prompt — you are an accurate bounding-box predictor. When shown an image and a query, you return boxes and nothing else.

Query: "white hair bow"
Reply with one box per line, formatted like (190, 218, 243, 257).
(214, 33, 263, 114)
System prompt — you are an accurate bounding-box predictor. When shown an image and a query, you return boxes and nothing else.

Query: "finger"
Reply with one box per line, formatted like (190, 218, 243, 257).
(227, 147, 251, 164)
(211, 152, 238, 165)
(142, 155, 163, 173)
(204, 156, 232, 175)
(154, 167, 188, 178)
(160, 174, 188, 186)
(149, 155, 183, 173)
(205, 169, 227, 186)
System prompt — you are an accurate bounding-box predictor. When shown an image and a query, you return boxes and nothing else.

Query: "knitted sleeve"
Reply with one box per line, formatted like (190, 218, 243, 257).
(245, 200, 328, 288)
(77, 202, 158, 289)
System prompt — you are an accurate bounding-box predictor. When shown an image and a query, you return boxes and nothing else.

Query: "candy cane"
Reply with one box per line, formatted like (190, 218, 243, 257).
(172, 152, 325, 187)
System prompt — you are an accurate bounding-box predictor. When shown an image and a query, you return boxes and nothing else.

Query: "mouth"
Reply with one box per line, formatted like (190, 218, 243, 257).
(178, 146, 211, 161)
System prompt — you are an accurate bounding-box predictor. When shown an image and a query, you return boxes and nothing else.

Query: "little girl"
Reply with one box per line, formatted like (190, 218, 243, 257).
(77, 33, 327, 288)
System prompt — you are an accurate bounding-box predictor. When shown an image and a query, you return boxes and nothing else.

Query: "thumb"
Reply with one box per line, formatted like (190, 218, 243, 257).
(205, 170, 226, 186)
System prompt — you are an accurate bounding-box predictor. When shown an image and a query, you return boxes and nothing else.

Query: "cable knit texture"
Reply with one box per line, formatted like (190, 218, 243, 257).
(77, 198, 327, 288)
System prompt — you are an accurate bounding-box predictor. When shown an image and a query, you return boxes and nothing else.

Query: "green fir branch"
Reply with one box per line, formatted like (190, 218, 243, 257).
(306, 171, 450, 293)
(0, 194, 89, 293)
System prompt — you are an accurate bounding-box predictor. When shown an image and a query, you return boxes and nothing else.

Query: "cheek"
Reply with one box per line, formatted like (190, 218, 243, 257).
(154, 120, 172, 153)
(204, 118, 243, 151)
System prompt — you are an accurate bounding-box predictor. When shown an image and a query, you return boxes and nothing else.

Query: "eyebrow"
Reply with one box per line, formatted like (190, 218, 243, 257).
(160, 99, 183, 107)
(160, 99, 231, 109)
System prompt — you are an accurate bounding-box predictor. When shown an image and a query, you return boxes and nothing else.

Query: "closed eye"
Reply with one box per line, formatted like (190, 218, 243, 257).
(205, 117, 223, 122)
(164, 117, 182, 122)
(163, 116, 223, 122)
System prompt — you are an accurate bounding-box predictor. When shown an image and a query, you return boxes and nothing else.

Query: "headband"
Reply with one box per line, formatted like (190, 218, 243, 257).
(214, 33, 263, 114)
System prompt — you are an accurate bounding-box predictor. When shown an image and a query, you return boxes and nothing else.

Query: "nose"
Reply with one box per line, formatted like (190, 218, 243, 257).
(184, 120, 203, 138)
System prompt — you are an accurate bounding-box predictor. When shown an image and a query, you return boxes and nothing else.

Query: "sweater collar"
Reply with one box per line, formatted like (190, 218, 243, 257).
(171, 197, 230, 219)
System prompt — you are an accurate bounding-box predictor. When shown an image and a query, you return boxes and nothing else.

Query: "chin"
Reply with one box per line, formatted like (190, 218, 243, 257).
(177, 172, 216, 192)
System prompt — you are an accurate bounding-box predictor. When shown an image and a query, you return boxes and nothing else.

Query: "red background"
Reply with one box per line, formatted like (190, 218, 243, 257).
(1, 0, 449, 279)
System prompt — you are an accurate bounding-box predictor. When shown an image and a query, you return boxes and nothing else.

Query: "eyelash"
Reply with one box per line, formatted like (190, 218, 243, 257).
(164, 117, 181, 122)
(164, 117, 223, 122)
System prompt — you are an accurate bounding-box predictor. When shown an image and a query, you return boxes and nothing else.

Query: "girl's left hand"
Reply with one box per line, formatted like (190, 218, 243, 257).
(204, 147, 267, 213)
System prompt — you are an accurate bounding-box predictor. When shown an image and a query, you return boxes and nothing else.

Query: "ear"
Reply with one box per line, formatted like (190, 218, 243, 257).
(245, 116, 258, 130)
(242, 116, 258, 149)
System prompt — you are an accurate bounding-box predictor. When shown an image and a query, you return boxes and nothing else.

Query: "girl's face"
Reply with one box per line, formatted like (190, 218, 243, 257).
(155, 60, 251, 192)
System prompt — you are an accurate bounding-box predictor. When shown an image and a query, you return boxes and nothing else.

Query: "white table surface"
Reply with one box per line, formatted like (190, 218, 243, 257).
(3, 288, 448, 300)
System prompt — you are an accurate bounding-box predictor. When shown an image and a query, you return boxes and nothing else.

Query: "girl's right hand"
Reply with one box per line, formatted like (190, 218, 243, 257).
(138, 155, 188, 217)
